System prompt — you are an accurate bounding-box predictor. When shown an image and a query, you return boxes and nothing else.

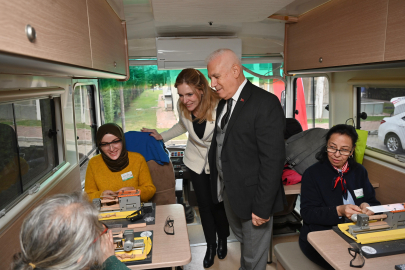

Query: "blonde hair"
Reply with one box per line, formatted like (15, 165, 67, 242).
(175, 68, 219, 123)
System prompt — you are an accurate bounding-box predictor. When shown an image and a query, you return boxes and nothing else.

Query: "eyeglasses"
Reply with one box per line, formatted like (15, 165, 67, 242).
(99, 139, 122, 150)
(93, 222, 108, 243)
(164, 215, 174, 235)
(326, 146, 352, 156)
(348, 243, 365, 268)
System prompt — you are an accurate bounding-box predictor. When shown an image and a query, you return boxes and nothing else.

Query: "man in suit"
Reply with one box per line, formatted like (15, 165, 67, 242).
(207, 48, 286, 270)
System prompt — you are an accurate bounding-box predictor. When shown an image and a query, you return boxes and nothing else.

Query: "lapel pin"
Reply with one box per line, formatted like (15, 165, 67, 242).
(241, 98, 244, 102)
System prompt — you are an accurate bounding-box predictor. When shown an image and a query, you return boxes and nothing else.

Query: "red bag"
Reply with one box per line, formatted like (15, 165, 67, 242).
(282, 165, 302, 186)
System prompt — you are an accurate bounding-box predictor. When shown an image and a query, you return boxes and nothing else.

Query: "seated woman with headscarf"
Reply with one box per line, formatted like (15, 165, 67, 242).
(85, 123, 156, 201)
(299, 124, 380, 269)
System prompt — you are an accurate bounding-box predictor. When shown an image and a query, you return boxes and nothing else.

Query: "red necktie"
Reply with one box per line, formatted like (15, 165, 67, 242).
(332, 162, 349, 200)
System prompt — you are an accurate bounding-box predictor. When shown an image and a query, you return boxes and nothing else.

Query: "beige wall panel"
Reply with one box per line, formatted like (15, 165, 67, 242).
(363, 158, 405, 205)
(0, 166, 81, 269)
(87, 0, 127, 75)
(384, 0, 405, 61)
(0, 0, 92, 68)
(286, 0, 388, 72)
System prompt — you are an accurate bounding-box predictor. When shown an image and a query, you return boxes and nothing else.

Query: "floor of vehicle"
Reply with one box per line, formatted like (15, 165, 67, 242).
(184, 206, 299, 270)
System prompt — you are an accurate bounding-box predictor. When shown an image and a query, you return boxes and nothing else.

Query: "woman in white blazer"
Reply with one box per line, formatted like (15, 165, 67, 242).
(142, 68, 229, 268)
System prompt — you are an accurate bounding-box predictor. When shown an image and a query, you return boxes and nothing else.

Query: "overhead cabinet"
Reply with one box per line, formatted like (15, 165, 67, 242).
(0, 0, 93, 69)
(286, 0, 405, 72)
(0, 0, 127, 77)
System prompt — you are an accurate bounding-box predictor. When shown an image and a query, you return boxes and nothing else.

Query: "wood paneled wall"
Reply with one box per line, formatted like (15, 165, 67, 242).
(362, 158, 405, 205)
(0, 166, 81, 269)
(286, 0, 405, 72)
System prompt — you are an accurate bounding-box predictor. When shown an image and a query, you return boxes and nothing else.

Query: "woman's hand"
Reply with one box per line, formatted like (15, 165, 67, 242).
(117, 187, 135, 192)
(100, 230, 115, 262)
(141, 128, 163, 141)
(101, 190, 117, 200)
(360, 203, 374, 216)
(336, 204, 362, 219)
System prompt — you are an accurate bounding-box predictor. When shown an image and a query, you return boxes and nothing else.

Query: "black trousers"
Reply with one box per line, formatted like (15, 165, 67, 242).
(299, 237, 334, 269)
(189, 169, 230, 245)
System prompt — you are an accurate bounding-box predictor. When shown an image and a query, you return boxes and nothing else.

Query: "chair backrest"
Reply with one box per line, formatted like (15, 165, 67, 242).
(124, 131, 176, 205)
(147, 160, 176, 205)
(285, 118, 303, 140)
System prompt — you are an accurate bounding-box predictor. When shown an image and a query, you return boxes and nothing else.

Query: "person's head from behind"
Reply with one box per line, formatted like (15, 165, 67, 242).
(206, 49, 245, 100)
(13, 192, 105, 270)
(317, 124, 358, 169)
(175, 68, 219, 122)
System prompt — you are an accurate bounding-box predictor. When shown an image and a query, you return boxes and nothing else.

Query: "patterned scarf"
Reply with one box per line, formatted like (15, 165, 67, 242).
(332, 161, 349, 200)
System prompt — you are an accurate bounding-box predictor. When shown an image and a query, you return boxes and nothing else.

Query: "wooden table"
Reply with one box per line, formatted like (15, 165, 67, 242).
(126, 204, 191, 269)
(308, 230, 405, 269)
(284, 183, 301, 195)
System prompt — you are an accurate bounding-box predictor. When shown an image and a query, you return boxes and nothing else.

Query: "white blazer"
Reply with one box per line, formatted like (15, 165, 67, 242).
(161, 106, 216, 175)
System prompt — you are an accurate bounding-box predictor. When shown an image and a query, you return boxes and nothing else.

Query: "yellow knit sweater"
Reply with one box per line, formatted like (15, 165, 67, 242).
(84, 152, 156, 202)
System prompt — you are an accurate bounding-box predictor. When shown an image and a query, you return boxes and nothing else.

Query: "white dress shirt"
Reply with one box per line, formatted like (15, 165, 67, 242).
(217, 79, 247, 126)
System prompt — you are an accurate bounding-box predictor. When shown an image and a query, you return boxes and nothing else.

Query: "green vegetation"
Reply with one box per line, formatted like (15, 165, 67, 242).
(383, 102, 394, 115)
(115, 89, 187, 141)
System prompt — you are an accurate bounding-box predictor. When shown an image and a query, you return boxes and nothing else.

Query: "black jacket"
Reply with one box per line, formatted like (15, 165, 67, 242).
(208, 80, 286, 220)
(299, 159, 380, 243)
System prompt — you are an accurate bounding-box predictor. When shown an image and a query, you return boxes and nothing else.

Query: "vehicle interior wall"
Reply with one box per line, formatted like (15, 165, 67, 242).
(327, 67, 405, 205)
(0, 75, 97, 268)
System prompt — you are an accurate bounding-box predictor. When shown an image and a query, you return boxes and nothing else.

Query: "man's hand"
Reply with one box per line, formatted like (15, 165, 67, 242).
(101, 190, 117, 200)
(141, 128, 163, 141)
(360, 203, 374, 216)
(252, 213, 270, 226)
(100, 230, 115, 262)
(336, 204, 362, 219)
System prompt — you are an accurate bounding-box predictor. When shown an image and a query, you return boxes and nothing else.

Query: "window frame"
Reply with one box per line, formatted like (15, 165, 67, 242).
(0, 87, 66, 215)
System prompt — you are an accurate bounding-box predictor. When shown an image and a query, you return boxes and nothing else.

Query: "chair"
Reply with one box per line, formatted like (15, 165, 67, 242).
(147, 160, 176, 205)
(274, 242, 326, 270)
(124, 131, 177, 205)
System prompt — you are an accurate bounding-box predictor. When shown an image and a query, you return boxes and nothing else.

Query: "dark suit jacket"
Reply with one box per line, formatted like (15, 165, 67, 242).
(208, 80, 286, 220)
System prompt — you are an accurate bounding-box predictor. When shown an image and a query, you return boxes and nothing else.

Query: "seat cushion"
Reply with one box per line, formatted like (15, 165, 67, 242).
(275, 242, 326, 270)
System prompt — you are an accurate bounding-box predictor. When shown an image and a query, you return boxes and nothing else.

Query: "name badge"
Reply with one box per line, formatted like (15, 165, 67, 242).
(121, 171, 133, 181)
(354, 188, 364, 199)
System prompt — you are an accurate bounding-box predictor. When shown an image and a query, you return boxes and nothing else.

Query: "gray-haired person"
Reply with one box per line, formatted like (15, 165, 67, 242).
(12, 192, 129, 270)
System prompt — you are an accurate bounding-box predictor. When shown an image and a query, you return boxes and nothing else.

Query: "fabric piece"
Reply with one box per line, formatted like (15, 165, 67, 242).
(96, 123, 129, 172)
(355, 129, 368, 164)
(84, 152, 156, 201)
(125, 131, 170, 165)
(282, 165, 302, 185)
(221, 99, 233, 129)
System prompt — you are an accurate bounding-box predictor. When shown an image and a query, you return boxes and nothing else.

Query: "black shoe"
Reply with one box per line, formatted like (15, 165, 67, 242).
(217, 238, 228, 259)
(203, 244, 216, 268)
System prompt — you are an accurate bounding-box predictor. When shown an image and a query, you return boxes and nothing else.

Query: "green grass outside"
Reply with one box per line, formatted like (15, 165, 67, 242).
(117, 89, 187, 141)
(383, 102, 394, 115)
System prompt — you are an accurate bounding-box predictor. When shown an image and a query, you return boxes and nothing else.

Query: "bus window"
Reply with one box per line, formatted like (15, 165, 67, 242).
(74, 85, 97, 164)
(98, 64, 285, 145)
(357, 87, 405, 155)
(293, 77, 329, 131)
(0, 97, 60, 210)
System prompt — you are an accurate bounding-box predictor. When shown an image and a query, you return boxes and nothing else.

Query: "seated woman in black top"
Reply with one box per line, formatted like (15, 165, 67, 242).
(299, 124, 380, 269)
